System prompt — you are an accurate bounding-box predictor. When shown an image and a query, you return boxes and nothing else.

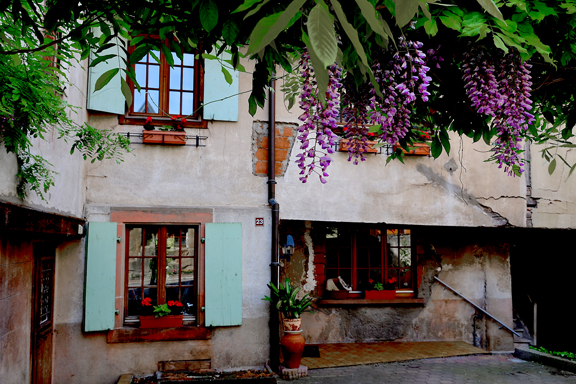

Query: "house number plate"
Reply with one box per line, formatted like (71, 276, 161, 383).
(255, 218, 264, 226)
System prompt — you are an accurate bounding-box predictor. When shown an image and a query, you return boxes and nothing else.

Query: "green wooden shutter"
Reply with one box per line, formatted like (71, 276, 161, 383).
(205, 223, 242, 326)
(87, 27, 126, 114)
(84, 222, 117, 332)
(203, 52, 239, 121)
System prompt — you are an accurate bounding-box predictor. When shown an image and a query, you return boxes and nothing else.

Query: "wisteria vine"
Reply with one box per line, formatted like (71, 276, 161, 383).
(296, 51, 342, 183)
(462, 49, 534, 175)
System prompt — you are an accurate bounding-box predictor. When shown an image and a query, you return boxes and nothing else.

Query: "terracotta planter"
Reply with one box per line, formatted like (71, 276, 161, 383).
(142, 130, 187, 145)
(139, 315, 183, 328)
(365, 290, 396, 300)
(339, 139, 378, 153)
(281, 331, 305, 369)
(283, 318, 302, 332)
(393, 142, 430, 156)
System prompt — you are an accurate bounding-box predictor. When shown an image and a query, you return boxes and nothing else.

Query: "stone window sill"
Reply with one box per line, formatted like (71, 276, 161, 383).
(107, 326, 211, 343)
(318, 298, 425, 306)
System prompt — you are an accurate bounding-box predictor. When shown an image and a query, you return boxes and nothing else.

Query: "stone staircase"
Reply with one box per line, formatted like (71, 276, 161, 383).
(513, 312, 533, 350)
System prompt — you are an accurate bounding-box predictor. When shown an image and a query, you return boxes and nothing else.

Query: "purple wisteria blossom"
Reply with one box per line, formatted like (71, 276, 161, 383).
(462, 49, 534, 175)
(297, 50, 342, 183)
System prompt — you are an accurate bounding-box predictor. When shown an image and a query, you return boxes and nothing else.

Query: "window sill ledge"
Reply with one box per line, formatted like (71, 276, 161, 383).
(318, 298, 425, 306)
(107, 326, 211, 343)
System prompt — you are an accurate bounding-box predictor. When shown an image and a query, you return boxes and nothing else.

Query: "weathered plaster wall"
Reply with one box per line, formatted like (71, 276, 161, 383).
(530, 142, 576, 228)
(282, 223, 513, 351)
(0, 233, 33, 384)
(0, 57, 88, 218)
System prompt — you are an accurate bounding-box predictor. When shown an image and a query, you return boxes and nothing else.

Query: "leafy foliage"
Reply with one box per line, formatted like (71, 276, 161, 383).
(3, 0, 576, 189)
(263, 278, 314, 319)
(530, 345, 576, 361)
(0, 3, 130, 200)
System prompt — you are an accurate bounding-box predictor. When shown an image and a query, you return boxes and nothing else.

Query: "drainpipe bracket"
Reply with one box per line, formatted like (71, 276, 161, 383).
(270, 262, 280, 267)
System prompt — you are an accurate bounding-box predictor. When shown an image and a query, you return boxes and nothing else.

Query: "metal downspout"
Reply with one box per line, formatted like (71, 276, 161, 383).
(268, 77, 280, 371)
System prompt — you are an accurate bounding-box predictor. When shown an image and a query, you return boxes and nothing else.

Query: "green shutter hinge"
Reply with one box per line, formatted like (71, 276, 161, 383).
(201, 306, 205, 312)
(115, 309, 119, 315)
(117, 237, 122, 243)
(201, 237, 205, 243)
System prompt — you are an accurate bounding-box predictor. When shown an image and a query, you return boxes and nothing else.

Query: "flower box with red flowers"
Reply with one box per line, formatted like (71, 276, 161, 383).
(365, 278, 397, 300)
(139, 298, 184, 328)
(339, 139, 378, 153)
(142, 115, 187, 145)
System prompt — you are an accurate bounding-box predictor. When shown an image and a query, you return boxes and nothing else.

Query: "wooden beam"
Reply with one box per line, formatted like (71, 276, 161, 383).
(0, 200, 84, 236)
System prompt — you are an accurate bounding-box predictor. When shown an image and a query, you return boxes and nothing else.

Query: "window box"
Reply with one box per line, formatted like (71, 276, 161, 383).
(365, 290, 396, 300)
(142, 130, 187, 145)
(393, 142, 431, 156)
(139, 315, 184, 329)
(339, 139, 378, 153)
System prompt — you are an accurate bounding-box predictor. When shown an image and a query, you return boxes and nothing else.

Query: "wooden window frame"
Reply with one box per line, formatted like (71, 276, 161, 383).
(119, 37, 207, 129)
(124, 225, 199, 325)
(325, 224, 417, 296)
(110, 210, 212, 332)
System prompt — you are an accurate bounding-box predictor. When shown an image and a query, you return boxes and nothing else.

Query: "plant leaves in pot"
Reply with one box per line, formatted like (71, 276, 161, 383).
(262, 278, 313, 331)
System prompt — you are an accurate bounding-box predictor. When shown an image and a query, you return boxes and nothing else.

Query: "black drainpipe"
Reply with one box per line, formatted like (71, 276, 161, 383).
(268, 76, 280, 371)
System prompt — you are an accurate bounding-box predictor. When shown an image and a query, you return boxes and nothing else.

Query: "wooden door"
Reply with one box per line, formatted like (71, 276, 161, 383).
(32, 243, 56, 384)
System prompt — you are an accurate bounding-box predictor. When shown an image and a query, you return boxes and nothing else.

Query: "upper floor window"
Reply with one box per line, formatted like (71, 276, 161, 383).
(119, 40, 206, 128)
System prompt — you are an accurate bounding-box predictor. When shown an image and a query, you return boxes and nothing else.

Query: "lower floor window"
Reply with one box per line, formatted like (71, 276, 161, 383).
(125, 225, 198, 324)
(325, 226, 415, 294)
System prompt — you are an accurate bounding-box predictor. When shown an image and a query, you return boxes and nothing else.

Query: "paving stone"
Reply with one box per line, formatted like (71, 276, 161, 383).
(278, 354, 576, 384)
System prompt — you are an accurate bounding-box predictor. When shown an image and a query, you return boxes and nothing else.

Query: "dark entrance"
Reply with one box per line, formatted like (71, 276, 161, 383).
(32, 243, 56, 384)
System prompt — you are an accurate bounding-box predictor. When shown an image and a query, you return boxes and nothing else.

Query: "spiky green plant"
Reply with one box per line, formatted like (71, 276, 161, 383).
(262, 278, 313, 319)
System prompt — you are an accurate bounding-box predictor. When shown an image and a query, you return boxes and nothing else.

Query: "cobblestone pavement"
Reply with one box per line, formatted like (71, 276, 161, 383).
(278, 354, 576, 383)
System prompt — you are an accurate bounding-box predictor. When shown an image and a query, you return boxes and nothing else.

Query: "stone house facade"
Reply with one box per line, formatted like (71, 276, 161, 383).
(1, 44, 575, 384)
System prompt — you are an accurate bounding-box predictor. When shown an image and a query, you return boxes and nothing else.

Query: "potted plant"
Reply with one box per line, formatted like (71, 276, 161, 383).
(142, 115, 187, 145)
(263, 278, 313, 331)
(337, 127, 379, 153)
(263, 279, 313, 369)
(365, 277, 397, 300)
(139, 298, 184, 328)
(393, 129, 431, 156)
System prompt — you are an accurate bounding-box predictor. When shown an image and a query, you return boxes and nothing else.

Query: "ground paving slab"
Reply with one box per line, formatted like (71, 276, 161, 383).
(279, 354, 576, 384)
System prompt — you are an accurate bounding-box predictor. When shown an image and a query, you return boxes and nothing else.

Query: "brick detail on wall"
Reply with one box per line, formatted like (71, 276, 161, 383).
(252, 122, 298, 177)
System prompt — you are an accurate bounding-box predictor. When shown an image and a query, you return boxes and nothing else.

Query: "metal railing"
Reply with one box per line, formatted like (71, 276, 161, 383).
(434, 276, 521, 338)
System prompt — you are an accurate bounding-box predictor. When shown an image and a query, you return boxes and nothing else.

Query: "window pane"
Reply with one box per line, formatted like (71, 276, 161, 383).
(181, 258, 194, 285)
(339, 270, 351, 286)
(181, 286, 195, 315)
(135, 64, 147, 85)
(147, 90, 159, 113)
(183, 53, 194, 66)
(338, 247, 351, 268)
(128, 228, 142, 256)
(170, 66, 182, 90)
(150, 50, 161, 63)
(181, 92, 194, 116)
(144, 258, 158, 286)
(134, 89, 146, 113)
(357, 246, 368, 268)
(399, 233, 411, 247)
(128, 258, 142, 287)
(166, 258, 179, 286)
(166, 229, 179, 257)
(357, 269, 369, 290)
(369, 269, 382, 286)
(399, 248, 411, 267)
(181, 229, 195, 256)
(326, 250, 337, 268)
(388, 247, 399, 267)
(144, 230, 158, 256)
(166, 286, 179, 302)
(400, 269, 412, 289)
(369, 247, 382, 268)
(172, 52, 182, 66)
(127, 287, 142, 316)
(148, 64, 160, 88)
(169, 91, 181, 114)
(387, 233, 398, 247)
(182, 68, 195, 91)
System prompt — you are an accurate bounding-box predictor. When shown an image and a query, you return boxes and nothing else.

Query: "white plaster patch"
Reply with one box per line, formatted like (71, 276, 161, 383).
(441, 263, 454, 271)
(302, 222, 316, 295)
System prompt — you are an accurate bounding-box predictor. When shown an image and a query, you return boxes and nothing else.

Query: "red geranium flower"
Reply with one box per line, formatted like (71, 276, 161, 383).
(368, 279, 373, 284)
(141, 297, 152, 306)
(145, 116, 153, 124)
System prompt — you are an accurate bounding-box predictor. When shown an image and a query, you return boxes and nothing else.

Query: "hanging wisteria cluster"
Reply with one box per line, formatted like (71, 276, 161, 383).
(371, 36, 432, 145)
(296, 50, 342, 183)
(462, 49, 534, 175)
